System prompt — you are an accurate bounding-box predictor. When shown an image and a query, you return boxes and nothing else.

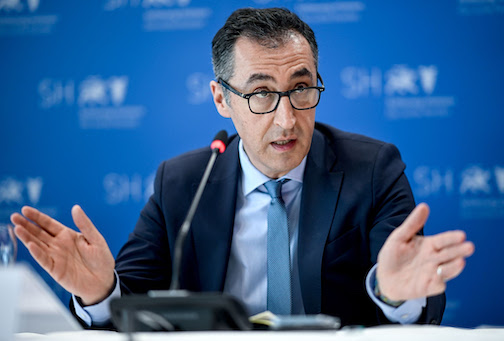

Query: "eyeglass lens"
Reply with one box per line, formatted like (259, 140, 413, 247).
(249, 88, 320, 114)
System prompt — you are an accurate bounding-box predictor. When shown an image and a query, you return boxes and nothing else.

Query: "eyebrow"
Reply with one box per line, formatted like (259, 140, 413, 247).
(245, 73, 274, 86)
(291, 68, 313, 81)
(244, 67, 314, 87)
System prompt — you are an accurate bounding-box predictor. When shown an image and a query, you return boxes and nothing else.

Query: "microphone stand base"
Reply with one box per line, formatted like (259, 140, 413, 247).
(110, 291, 251, 332)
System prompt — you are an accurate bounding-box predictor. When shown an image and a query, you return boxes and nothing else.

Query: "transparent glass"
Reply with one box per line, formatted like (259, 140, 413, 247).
(0, 224, 17, 266)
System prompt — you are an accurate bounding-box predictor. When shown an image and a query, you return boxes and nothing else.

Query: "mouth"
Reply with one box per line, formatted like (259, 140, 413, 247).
(271, 139, 296, 151)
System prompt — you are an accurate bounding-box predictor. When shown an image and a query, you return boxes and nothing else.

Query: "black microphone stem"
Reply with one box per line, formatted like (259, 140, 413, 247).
(170, 147, 220, 291)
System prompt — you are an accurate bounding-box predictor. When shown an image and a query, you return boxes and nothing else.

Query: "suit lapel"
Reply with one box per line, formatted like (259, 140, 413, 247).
(298, 129, 343, 314)
(190, 136, 240, 292)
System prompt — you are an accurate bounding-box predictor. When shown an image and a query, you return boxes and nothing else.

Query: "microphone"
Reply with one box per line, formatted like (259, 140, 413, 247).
(210, 130, 228, 154)
(170, 130, 228, 291)
(110, 130, 251, 332)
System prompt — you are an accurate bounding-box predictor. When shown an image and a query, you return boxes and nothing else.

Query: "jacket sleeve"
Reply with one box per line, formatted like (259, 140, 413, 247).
(114, 161, 173, 295)
(369, 142, 445, 325)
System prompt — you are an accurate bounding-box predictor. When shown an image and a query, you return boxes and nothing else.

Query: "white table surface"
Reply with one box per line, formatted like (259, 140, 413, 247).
(15, 325, 504, 341)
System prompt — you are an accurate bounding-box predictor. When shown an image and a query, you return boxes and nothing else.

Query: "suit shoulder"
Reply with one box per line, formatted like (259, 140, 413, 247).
(313, 122, 404, 170)
(155, 133, 239, 183)
(315, 122, 388, 150)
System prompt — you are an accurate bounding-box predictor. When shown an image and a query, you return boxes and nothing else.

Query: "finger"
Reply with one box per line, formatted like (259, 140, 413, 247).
(436, 240, 475, 264)
(392, 203, 430, 242)
(431, 230, 467, 251)
(11, 212, 54, 245)
(71, 205, 101, 244)
(20, 206, 65, 237)
(14, 224, 50, 252)
(437, 257, 467, 282)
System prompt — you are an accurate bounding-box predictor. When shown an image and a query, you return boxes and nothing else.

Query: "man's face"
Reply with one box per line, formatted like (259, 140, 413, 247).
(210, 33, 317, 179)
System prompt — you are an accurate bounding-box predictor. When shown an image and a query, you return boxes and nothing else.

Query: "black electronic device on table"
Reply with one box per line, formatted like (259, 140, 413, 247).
(110, 290, 252, 332)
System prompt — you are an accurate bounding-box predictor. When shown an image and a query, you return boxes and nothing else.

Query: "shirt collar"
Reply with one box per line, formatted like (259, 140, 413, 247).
(238, 139, 306, 196)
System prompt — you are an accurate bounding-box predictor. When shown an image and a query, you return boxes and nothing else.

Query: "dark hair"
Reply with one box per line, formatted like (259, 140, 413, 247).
(212, 7, 318, 83)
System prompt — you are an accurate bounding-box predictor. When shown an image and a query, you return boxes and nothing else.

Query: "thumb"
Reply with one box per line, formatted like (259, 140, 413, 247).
(71, 205, 101, 244)
(392, 203, 430, 242)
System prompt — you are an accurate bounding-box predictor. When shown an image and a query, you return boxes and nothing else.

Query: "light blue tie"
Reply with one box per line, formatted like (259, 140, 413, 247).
(264, 179, 292, 315)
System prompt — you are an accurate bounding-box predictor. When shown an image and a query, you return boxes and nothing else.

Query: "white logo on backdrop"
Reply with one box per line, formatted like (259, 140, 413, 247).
(0, 176, 58, 221)
(78, 76, 128, 107)
(79, 76, 109, 107)
(0, 0, 24, 12)
(412, 165, 504, 219)
(38, 79, 75, 109)
(103, 0, 192, 8)
(77, 75, 145, 129)
(418, 65, 438, 95)
(186, 72, 212, 105)
(103, 172, 154, 205)
(0, 0, 58, 36)
(294, 1, 366, 24)
(0, 178, 24, 204)
(0, 0, 38, 12)
(384, 65, 419, 96)
(413, 166, 454, 198)
(252, 0, 274, 4)
(341, 64, 455, 120)
(39, 75, 146, 130)
(0, 176, 43, 205)
(103, 0, 128, 11)
(109, 76, 129, 106)
(26, 177, 43, 205)
(494, 167, 504, 194)
(457, 0, 504, 16)
(103, 0, 211, 32)
(26, 0, 38, 11)
(142, 0, 191, 8)
(460, 166, 492, 195)
(385, 65, 439, 96)
(340, 67, 382, 99)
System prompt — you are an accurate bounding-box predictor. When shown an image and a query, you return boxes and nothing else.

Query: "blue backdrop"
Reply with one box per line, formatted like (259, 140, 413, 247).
(1, 0, 503, 328)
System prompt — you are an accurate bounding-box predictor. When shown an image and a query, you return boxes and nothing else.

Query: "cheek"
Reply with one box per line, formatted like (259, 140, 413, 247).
(301, 112, 316, 134)
(239, 115, 272, 140)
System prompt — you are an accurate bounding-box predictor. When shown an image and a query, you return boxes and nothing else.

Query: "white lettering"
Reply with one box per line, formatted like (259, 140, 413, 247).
(340, 67, 381, 99)
(413, 166, 453, 197)
(38, 79, 75, 109)
(103, 173, 155, 205)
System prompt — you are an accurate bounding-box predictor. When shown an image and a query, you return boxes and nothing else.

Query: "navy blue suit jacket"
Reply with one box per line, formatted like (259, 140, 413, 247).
(113, 122, 445, 327)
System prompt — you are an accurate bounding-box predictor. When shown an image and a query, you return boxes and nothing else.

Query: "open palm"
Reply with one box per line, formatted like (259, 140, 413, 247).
(376, 203, 474, 301)
(11, 205, 115, 305)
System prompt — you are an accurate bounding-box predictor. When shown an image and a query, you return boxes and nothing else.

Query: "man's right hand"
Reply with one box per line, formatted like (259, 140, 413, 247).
(10, 205, 115, 306)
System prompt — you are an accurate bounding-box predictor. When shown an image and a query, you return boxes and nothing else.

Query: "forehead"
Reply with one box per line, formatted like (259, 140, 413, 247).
(230, 33, 316, 86)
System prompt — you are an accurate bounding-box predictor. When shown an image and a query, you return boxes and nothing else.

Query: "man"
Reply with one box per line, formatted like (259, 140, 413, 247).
(11, 8, 474, 328)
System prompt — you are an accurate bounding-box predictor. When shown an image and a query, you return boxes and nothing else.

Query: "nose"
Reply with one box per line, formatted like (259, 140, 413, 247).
(273, 96, 296, 130)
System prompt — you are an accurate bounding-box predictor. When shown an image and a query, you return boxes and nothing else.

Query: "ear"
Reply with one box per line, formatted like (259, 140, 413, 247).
(210, 80, 231, 118)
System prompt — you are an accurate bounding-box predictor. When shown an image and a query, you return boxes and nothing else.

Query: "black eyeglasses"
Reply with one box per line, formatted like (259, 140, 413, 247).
(218, 73, 325, 115)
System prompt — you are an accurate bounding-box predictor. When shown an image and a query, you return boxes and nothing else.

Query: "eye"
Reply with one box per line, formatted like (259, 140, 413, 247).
(254, 90, 271, 99)
(293, 87, 307, 94)
(293, 82, 309, 91)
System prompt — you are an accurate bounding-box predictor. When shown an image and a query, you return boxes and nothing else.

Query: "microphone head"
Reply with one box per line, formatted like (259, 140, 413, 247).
(210, 130, 228, 154)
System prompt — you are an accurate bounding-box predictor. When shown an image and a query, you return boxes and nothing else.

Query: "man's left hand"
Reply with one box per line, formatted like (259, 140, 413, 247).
(376, 203, 475, 301)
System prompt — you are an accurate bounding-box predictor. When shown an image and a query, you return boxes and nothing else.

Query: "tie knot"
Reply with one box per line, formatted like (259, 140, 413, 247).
(264, 179, 289, 199)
